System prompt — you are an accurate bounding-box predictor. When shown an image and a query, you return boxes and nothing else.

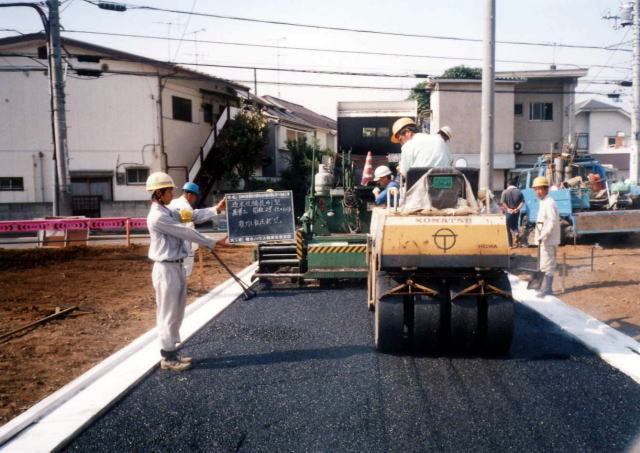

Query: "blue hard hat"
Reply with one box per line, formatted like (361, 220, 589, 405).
(182, 181, 200, 195)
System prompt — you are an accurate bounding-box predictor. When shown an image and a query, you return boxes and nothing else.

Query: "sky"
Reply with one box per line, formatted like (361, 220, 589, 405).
(0, 0, 634, 119)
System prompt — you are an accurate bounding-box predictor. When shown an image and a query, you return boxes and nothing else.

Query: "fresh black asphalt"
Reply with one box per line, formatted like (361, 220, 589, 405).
(63, 285, 640, 452)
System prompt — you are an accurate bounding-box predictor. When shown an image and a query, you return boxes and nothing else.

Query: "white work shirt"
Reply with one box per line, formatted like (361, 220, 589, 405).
(399, 133, 452, 175)
(147, 202, 217, 262)
(534, 195, 561, 245)
(167, 196, 221, 254)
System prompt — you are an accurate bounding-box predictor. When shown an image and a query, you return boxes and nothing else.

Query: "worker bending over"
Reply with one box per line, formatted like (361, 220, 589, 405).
(168, 181, 226, 278)
(146, 172, 226, 371)
(372, 166, 400, 206)
(532, 176, 560, 297)
(392, 118, 452, 176)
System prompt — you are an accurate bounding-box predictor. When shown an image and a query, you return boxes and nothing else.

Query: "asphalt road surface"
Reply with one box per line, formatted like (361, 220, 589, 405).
(64, 285, 640, 452)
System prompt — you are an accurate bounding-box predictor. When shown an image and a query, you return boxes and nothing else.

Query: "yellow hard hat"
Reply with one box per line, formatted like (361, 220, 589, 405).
(391, 117, 417, 143)
(531, 176, 549, 188)
(145, 171, 176, 191)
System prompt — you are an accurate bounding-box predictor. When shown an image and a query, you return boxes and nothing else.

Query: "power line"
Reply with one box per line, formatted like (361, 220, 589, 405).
(0, 65, 620, 96)
(82, 0, 631, 52)
(62, 29, 630, 71)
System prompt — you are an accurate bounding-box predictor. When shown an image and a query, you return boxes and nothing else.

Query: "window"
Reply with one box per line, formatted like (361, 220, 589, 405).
(285, 129, 307, 144)
(202, 103, 213, 124)
(362, 127, 376, 137)
(172, 96, 192, 122)
(576, 133, 589, 150)
(607, 137, 616, 147)
(126, 168, 149, 185)
(514, 103, 523, 116)
(0, 177, 23, 191)
(376, 127, 390, 137)
(529, 102, 553, 121)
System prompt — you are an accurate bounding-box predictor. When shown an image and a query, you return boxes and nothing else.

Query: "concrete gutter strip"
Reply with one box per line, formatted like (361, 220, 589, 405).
(0, 263, 257, 453)
(509, 274, 640, 385)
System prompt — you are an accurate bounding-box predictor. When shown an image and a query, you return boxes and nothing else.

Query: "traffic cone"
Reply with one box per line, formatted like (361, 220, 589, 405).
(361, 151, 373, 185)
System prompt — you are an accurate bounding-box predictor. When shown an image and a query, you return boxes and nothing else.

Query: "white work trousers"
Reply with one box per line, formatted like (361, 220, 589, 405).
(184, 253, 195, 278)
(152, 261, 188, 352)
(539, 243, 557, 274)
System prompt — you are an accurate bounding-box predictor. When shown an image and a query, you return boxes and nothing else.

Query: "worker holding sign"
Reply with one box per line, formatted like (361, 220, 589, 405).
(168, 181, 226, 277)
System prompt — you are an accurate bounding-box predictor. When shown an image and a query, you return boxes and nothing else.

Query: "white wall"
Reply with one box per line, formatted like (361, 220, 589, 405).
(588, 111, 630, 154)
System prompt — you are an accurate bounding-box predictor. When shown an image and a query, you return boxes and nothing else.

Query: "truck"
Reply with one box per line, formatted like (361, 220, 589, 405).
(510, 152, 640, 244)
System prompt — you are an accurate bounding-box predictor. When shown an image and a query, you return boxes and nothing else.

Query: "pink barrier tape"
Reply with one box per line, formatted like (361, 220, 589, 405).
(0, 218, 148, 233)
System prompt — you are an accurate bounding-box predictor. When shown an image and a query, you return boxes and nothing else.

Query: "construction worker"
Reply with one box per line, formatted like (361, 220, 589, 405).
(532, 176, 560, 297)
(392, 118, 452, 176)
(168, 181, 226, 278)
(146, 171, 226, 371)
(501, 178, 525, 248)
(437, 126, 453, 144)
(372, 165, 400, 206)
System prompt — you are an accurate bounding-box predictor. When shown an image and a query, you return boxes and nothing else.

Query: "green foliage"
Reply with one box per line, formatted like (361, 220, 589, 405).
(280, 137, 330, 217)
(216, 104, 269, 188)
(407, 81, 430, 115)
(441, 65, 482, 79)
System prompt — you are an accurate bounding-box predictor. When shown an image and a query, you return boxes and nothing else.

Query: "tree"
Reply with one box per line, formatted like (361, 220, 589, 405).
(216, 104, 269, 188)
(280, 137, 330, 217)
(407, 65, 483, 115)
(441, 65, 482, 79)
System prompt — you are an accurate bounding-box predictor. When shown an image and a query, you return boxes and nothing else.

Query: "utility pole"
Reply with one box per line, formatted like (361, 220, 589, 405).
(254, 68, 258, 95)
(632, 0, 640, 183)
(480, 0, 496, 191)
(48, 0, 72, 215)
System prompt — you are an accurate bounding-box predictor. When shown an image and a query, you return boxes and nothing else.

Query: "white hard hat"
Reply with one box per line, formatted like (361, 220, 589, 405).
(373, 165, 392, 181)
(438, 126, 452, 140)
(145, 171, 176, 191)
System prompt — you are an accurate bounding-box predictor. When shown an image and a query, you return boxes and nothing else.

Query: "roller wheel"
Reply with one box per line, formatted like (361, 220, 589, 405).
(483, 273, 514, 356)
(374, 272, 404, 352)
(413, 284, 445, 354)
(449, 280, 480, 353)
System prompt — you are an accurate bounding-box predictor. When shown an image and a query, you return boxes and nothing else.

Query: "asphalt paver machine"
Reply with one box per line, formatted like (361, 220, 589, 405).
(367, 167, 514, 354)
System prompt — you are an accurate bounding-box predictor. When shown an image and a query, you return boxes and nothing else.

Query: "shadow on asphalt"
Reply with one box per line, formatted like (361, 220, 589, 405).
(193, 344, 372, 369)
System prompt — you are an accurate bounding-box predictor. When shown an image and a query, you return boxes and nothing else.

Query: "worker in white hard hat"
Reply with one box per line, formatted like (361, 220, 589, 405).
(168, 181, 226, 278)
(392, 118, 452, 177)
(437, 126, 452, 143)
(372, 165, 400, 206)
(146, 171, 227, 371)
(532, 176, 560, 297)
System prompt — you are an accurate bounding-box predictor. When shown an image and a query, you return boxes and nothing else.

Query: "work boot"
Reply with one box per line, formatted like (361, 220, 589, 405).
(537, 274, 554, 297)
(160, 358, 191, 371)
(175, 354, 193, 363)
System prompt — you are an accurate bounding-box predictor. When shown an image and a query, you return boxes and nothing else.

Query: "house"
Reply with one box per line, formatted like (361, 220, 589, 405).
(0, 33, 249, 219)
(426, 68, 588, 190)
(574, 99, 632, 178)
(257, 95, 336, 179)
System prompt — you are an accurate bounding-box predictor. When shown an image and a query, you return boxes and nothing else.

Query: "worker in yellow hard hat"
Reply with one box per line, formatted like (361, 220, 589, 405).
(146, 171, 227, 371)
(532, 175, 560, 297)
(392, 117, 452, 177)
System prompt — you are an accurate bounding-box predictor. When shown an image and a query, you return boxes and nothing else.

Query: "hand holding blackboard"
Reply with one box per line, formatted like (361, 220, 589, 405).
(215, 197, 227, 213)
(226, 191, 296, 244)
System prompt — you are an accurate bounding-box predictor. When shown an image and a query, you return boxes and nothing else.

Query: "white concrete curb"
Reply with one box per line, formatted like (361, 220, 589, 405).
(509, 274, 640, 385)
(0, 262, 257, 452)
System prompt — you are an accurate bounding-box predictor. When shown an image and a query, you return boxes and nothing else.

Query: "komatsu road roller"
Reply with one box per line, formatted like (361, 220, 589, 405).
(367, 167, 513, 354)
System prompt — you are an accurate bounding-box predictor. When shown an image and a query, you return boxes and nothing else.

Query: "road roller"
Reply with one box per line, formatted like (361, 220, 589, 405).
(367, 167, 513, 355)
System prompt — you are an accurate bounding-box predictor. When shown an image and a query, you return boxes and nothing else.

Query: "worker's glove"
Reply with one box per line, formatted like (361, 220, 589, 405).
(372, 187, 381, 197)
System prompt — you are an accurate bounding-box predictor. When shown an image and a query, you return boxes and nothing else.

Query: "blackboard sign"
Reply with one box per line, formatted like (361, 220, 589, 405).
(226, 191, 296, 243)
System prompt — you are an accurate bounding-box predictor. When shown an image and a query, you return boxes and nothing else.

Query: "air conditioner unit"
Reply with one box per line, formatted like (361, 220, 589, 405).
(513, 141, 523, 154)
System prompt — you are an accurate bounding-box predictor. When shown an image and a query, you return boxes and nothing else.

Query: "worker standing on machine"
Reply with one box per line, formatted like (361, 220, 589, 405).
(372, 165, 400, 206)
(168, 181, 226, 278)
(146, 172, 226, 371)
(532, 176, 560, 297)
(392, 118, 452, 177)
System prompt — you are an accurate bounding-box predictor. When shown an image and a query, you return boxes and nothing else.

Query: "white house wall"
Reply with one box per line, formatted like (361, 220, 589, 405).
(513, 82, 565, 156)
(587, 110, 630, 153)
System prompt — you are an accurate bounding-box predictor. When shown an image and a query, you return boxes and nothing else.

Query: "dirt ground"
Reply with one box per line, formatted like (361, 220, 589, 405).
(0, 243, 254, 425)
(1, 235, 640, 427)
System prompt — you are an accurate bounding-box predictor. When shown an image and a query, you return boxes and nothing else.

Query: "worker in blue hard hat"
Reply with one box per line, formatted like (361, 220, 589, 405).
(168, 181, 226, 278)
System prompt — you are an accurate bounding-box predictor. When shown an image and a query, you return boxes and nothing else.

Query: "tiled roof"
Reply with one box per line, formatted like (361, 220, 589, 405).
(262, 95, 336, 130)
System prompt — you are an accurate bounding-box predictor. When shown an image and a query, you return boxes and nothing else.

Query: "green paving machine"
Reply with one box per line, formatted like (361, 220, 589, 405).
(254, 151, 373, 284)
